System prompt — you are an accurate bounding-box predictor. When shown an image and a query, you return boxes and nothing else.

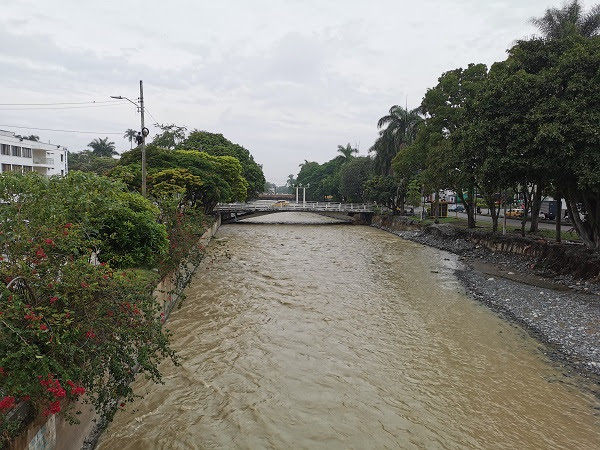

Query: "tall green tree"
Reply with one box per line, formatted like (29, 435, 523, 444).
(511, 36, 600, 248)
(419, 63, 489, 227)
(116, 145, 247, 212)
(339, 157, 372, 202)
(88, 137, 117, 157)
(530, 0, 600, 40)
(337, 143, 358, 161)
(152, 123, 188, 150)
(370, 105, 422, 176)
(68, 150, 118, 175)
(364, 175, 400, 211)
(286, 174, 296, 193)
(181, 130, 265, 199)
(123, 128, 137, 150)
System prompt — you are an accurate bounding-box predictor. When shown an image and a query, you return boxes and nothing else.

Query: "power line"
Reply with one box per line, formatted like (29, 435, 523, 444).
(0, 124, 123, 135)
(143, 106, 160, 126)
(0, 100, 127, 106)
(0, 103, 130, 111)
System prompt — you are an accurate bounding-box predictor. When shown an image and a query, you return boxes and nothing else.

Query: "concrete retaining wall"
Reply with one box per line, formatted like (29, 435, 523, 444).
(371, 214, 600, 280)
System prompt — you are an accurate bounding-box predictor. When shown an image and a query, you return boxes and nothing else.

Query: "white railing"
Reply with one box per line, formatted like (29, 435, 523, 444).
(215, 201, 375, 213)
(32, 157, 54, 165)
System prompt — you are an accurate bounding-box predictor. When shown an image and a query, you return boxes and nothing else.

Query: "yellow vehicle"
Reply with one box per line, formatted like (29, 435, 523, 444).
(506, 208, 524, 218)
(273, 200, 289, 207)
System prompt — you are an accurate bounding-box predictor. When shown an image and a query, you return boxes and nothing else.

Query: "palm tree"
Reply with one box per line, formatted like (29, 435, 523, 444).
(530, 0, 600, 39)
(123, 129, 137, 150)
(286, 174, 296, 187)
(370, 105, 422, 175)
(337, 143, 358, 161)
(88, 137, 117, 157)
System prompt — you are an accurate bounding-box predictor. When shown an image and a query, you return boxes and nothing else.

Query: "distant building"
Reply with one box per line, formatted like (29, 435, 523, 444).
(0, 130, 68, 177)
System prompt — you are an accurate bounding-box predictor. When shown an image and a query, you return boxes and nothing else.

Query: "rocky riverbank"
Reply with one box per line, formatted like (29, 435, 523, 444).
(371, 215, 600, 384)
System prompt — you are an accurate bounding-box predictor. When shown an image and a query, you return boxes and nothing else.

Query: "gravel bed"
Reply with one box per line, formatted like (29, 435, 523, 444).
(373, 223, 600, 380)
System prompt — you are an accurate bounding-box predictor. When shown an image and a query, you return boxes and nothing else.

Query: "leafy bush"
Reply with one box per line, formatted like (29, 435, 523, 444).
(0, 172, 168, 269)
(0, 175, 176, 444)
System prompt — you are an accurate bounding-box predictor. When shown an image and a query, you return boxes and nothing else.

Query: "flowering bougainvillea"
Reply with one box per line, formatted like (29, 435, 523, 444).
(0, 172, 177, 446)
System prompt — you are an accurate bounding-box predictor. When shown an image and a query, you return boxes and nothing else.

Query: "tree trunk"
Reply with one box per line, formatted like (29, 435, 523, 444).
(555, 192, 562, 243)
(434, 191, 440, 224)
(529, 185, 543, 233)
(486, 196, 499, 232)
(520, 186, 531, 237)
(565, 191, 600, 249)
(460, 187, 474, 228)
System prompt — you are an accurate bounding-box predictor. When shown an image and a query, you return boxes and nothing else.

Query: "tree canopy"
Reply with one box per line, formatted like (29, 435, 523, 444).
(180, 130, 265, 198)
(87, 137, 118, 158)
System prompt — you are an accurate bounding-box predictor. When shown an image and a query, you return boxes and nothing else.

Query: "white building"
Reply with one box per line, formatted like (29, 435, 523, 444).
(0, 130, 68, 177)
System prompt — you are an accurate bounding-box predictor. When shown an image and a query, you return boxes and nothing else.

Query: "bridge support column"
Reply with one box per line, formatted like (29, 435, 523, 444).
(356, 212, 373, 225)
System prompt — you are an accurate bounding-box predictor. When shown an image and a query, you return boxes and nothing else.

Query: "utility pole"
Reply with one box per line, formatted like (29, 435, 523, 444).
(111, 81, 149, 197)
(139, 80, 146, 197)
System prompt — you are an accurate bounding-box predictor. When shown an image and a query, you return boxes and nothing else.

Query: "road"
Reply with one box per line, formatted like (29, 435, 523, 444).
(449, 210, 563, 231)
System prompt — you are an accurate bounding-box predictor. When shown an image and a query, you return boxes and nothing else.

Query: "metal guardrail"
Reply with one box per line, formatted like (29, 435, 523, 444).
(215, 201, 375, 213)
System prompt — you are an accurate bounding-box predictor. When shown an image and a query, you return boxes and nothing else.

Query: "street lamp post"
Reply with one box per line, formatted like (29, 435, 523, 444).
(111, 80, 149, 197)
(303, 183, 310, 205)
(294, 184, 301, 203)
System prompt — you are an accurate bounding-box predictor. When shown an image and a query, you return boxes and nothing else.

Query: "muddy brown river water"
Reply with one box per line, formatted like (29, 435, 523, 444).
(98, 214, 599, 449)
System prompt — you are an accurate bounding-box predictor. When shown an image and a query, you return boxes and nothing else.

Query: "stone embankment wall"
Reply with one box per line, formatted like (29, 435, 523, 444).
(372, 215, 600, 281)
(12, 217, 222, 450)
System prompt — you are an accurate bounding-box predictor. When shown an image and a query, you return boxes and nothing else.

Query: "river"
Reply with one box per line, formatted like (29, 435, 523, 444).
(98, 213, 599, 449)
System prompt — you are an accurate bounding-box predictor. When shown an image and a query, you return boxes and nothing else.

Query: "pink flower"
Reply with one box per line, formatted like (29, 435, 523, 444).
(72, 386, 85, 396)
(43, 400, 61, 416)
(85, 330, 96, 339)
(40, 324, 48, 331)
(44, 238, 54, 245)
(49, 296, 58, 304)
(0, 396, 16, 411)
(80, 282, 89, 288)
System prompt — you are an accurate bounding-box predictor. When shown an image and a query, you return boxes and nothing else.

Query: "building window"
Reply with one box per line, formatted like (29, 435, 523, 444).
(61, 169, 64, 176)
(60, 154, 64, 162)
(2, 164, 11, 172)
(22, 148, 32, 158)
(23, 166, 33, 173)
(1, 144, 10, 155)
(11, 146, 21, 157)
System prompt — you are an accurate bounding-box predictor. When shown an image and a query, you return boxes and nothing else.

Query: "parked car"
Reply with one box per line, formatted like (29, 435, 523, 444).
(272, 200, 289, 207)
(448, 204, 465, 212)
(506, 208, 524, 218)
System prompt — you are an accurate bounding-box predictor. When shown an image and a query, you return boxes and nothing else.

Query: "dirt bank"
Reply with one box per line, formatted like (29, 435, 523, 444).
(371, 215, 600, 382)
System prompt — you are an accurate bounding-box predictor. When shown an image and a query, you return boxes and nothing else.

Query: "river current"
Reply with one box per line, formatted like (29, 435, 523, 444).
(98, 213, 599, 449)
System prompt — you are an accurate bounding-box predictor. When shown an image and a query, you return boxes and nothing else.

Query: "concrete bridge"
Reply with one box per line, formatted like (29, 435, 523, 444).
(215, 201, 376, 223)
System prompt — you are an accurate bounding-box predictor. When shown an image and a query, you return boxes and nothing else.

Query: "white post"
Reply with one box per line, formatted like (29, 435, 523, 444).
(302, 186, 306, 205)
(295, 186, 299, 203)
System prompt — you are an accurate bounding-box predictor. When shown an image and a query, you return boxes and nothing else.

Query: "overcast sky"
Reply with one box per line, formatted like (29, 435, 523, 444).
(1, 0, 557, 185)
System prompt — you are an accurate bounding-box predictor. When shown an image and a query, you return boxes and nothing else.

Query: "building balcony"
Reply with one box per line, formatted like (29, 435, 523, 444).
(32, 157, 54, 166)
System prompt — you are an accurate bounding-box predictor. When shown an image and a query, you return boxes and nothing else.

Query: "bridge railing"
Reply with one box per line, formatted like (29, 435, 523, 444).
(215, 201, 376, 213)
